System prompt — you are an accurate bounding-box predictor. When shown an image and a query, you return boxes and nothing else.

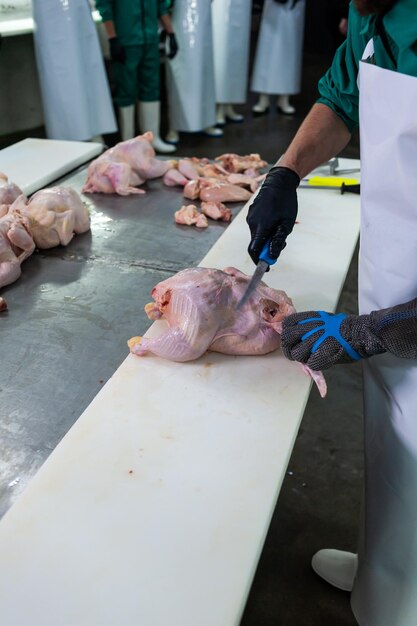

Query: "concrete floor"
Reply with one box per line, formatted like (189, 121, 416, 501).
(0, 54, 362, 625)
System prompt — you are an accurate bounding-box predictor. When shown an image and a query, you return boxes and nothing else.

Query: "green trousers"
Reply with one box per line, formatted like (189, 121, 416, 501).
(114, 42, 160, 106)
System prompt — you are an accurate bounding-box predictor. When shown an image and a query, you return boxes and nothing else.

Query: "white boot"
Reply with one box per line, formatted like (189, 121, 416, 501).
(216, 104, 226, 126)
(118, 105, 135, 141)
(225, 104, 244, 122)
(252, 93, 270, 115)
(88, 135, 106, 144)
(277, 94, 296, 115)
(311, 549, 358, 592)
(165, 129, 179, 144)
(203, 125, 224, 137)
(137, 101, 176, 154)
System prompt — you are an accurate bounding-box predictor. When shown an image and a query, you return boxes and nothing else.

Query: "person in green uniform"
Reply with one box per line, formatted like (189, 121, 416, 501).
(95, 0, 178, 153)
(246, 1, 417, 625)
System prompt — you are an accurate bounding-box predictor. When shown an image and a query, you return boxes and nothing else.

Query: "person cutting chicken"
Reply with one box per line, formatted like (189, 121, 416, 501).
(246, 1, 417, 624)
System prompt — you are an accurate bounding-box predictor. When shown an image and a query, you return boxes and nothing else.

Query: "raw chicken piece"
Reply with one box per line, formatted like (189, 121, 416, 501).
(163, 168, 189, 187)
(0, 209, 35, 289)
(12, 187, 90, 249)
(199, 179, 252, 203)
(184, 178, 252, 203)
(215, 153, 267, 173)
(0, 296, 7, 311)
(174, 204, 208, 228)
(178, 159, 200, 180)
(82, 132, 175, 196)
(201, 201, 232, 222)
(128, 266, 327, 397)
(183, 179, 201, 200)
(0, 172, 23, 216)
(227, 173, 259, 193)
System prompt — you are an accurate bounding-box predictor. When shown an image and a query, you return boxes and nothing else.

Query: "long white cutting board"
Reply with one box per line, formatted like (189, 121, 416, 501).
(0, 138, 102, 195)
(0, 159, 361, 626)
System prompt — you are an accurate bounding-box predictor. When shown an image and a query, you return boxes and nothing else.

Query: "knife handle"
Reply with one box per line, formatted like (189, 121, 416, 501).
(259, 240, 278, 266)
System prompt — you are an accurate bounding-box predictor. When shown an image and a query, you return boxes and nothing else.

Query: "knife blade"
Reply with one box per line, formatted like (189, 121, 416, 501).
(237, 241, 277, 310)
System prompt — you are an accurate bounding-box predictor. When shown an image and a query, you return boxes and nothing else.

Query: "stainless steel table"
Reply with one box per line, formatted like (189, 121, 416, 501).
(0, 165, 245, 516)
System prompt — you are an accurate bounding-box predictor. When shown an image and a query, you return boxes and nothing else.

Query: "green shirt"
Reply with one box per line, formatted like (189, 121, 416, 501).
(317, 0, 417, 132)
(95, 0, 170, 46)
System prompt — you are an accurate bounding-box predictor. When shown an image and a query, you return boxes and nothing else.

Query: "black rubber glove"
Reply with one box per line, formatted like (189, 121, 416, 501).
(165, 32, 179, 60)
(109, 37, 126, 64)
(246, 166, 300, 265)
(281, 297, 417, 371)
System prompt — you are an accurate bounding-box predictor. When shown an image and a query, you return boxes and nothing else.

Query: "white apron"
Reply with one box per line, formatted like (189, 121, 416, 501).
(350, 58, 417, 626)
(250, 0, 305, 95)
(32, 0, 116, 141)
(166, 0, 216, 132)
(211, 0, 252, 104)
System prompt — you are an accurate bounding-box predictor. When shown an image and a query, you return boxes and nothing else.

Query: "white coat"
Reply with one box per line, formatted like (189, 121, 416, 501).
(211, 0, 252, 104)
(32, 0, 117, 141)
(251, 0, 305, 95)
(165, 0, 217, 132)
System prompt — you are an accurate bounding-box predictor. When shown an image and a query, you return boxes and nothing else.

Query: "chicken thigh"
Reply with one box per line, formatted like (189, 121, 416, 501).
(0, 209, 35, 288)
(128, 267, 327, 397)
(0, 172, 23, 217)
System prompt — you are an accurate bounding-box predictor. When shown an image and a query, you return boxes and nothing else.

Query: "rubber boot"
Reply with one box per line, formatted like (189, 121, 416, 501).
(277, 94, 296, 115)
(252, 93, 270, 116)
(216, 104, 226, 126)
(203, 125, 224, 137)
(165, 129, 179, 144)
(118, 105, 135, 141)
(89, 135, 106, 144)
(311, 549, 358, 592)
(225, 104, 244, 122)
(138, 101, 176, 154)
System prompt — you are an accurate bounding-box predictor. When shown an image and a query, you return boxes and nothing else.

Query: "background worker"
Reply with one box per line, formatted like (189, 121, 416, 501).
(95, 0, 178, 153)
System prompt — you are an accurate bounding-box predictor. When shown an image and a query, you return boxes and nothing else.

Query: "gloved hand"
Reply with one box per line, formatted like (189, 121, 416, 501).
(246, 166, 300, 265)
(109, 37, 126, 64)
(281, 298, 417, 371)
(165, 32, 178, 60)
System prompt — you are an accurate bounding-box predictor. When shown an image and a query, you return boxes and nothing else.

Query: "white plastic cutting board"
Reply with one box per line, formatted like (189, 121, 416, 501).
(0, 159, 361, 626)
(0, 138, 102, 195)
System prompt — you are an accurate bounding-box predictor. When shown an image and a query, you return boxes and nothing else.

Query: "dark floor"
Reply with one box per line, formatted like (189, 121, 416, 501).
(0, 52, 361, 626)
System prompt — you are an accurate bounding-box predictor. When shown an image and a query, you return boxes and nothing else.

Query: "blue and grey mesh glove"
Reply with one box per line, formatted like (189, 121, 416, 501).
(281, 298, 417, 371)
(246, 166, 300, 265)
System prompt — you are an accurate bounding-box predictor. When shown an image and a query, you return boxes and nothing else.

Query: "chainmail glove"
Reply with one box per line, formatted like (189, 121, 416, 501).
(246, 166, 300, 265)
(281, 297, 417, 371)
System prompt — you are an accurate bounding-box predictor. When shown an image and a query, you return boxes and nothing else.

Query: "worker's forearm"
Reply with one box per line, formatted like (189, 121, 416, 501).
(103, 20, 117, 39)
(278, 103, 352, 179)
(160, 14, 174, 34)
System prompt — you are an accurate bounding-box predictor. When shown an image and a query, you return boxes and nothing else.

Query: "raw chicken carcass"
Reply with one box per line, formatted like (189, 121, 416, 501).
(174, 205, 208, 228)
(201, 201, 232, 222)
(0, 172, 23, 217)
(82, 132, 175, 196)
(11, 187, 90, 249)
(128, 267, 327, 397)
(0, 209, 35, 288)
